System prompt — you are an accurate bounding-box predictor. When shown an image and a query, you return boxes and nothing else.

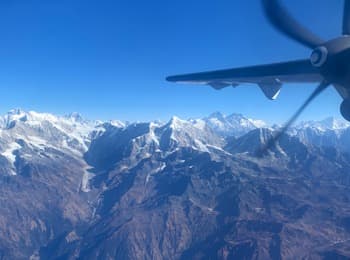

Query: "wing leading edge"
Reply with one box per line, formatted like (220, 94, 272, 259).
(166, 59, 323, 100)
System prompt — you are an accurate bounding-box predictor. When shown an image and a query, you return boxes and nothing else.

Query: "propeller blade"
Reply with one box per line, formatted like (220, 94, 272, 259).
(257, 81, 330, 156)
(262, 0, 324, 49)
(343, 0, 350, 34)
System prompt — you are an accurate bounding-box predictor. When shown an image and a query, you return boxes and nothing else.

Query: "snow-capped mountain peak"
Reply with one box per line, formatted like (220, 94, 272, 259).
(168, 116, 188, 129)
(3, 109, 28, 127)
(203, 112, 266, 137)
(208, 111, 226, 121)
(65, 112, 85, 123)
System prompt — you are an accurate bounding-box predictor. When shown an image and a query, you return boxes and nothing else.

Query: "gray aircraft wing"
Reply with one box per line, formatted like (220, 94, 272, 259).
(166, 59, 322, 100)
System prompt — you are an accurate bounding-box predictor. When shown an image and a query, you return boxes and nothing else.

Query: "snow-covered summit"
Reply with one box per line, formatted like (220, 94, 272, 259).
(65, 112, 85, 123)
(167, 116, 188, 129)
(203, 111, 267, 137)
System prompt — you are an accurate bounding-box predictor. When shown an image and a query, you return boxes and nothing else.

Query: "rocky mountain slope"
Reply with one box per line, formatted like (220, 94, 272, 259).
(0, 109, 350, 259)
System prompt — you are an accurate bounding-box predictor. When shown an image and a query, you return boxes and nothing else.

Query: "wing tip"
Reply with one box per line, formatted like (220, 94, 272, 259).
(166, 75, 177, 82)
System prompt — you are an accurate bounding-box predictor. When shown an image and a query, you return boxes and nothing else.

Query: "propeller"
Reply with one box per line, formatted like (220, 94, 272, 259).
(257, 80, 330, 156)
(258, 0, 331, 155)
(343, 0, 350, 34)
(262, 0, 324, 49)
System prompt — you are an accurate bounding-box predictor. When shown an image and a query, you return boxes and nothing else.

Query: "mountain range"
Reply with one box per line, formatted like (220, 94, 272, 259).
(1, 109, 350, 259)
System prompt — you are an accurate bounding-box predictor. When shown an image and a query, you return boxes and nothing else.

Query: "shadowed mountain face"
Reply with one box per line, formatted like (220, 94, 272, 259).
(0, 110, 350, 259)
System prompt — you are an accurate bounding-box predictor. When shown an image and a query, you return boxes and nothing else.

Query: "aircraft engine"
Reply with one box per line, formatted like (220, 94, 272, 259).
(340, 99, 350, 121)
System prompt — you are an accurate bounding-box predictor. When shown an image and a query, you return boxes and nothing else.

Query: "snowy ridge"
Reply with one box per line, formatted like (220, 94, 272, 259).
(0, 109, 103, 153)
(0, 109, 349, 176)
(296, 117, 350, 131)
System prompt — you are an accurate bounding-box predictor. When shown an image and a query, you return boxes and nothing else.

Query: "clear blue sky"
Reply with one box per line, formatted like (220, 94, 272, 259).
(0, 0, 344, 123)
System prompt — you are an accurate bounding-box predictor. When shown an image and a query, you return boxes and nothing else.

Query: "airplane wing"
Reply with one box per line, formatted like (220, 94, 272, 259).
(166, 59, 323, 100)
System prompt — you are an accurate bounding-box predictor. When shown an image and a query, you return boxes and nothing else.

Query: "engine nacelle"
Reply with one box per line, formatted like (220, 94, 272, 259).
(340, 99, 350, 121)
